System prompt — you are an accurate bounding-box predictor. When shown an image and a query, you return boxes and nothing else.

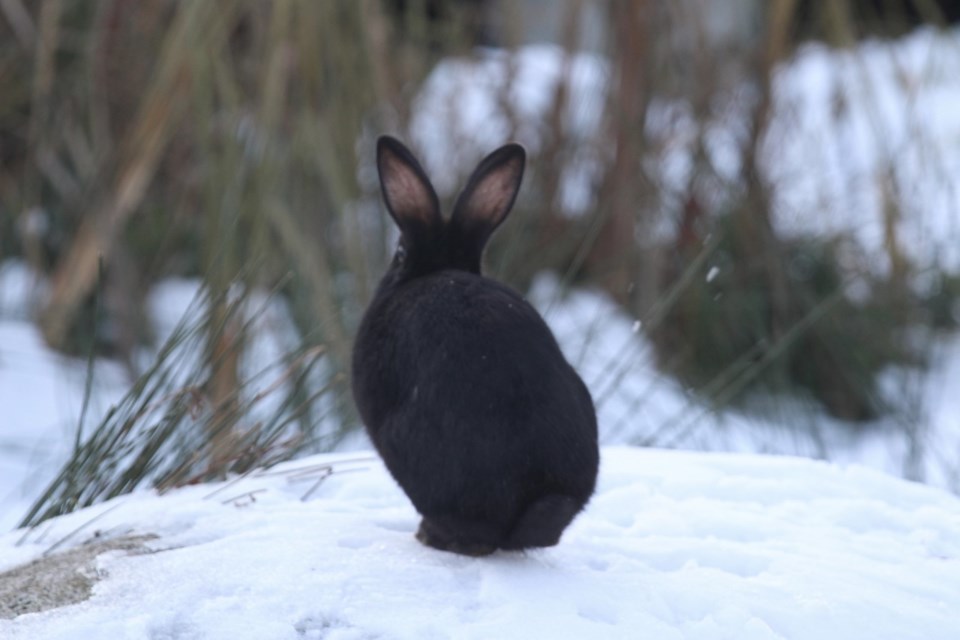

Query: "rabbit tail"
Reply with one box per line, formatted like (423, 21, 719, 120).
(499, 495, 584, 551)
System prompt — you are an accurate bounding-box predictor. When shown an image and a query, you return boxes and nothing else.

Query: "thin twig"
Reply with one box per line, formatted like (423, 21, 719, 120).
(220, 489, 267, 506)
(300, 467, 369, 502)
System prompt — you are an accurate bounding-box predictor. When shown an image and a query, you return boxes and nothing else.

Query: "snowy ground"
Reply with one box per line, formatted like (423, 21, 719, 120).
(3, 447, 960, 639)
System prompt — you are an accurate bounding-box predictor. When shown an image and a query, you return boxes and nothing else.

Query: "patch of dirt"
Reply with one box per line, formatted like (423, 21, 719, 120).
(0, 534, 158, 619)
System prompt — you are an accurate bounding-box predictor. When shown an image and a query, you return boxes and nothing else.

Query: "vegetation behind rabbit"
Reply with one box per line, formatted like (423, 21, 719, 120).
(352, 136, 599, 556)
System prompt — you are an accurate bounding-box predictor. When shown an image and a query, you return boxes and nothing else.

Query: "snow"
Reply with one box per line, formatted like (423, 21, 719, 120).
(532, 273, 960, 491)
(0, 265, 129, 534)
(3, 447, 960, 639)
(767, 30, 960, 273)
(410, 45, 608, 214)
(0, 266, 347, 536)
(412, 29, 960, 274)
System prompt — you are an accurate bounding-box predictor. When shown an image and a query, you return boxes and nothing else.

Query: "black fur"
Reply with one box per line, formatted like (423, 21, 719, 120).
(352, 136, 599, 555)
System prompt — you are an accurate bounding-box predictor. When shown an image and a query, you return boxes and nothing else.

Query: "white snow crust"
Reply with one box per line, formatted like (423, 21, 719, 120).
(3, 447, 959, 639)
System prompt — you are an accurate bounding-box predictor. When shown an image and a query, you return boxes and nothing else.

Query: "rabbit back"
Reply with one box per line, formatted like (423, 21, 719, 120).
(352, 269, 598, 542)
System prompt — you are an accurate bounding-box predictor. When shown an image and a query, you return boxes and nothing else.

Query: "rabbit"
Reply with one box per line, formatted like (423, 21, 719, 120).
(352, 136, 599, 556)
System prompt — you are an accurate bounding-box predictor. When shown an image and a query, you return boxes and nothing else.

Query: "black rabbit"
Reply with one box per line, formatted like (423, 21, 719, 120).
(352, 136, 599, 556)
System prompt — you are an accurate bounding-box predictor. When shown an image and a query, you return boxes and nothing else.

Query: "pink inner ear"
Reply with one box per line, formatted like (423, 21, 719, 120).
(467, 160, 522, 224)
(384, 168, 428, 215)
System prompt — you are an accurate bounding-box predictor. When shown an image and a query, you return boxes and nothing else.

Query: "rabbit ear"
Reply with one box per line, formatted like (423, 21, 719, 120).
(449, 143, 526, 267)
(377, 136, 442, 237)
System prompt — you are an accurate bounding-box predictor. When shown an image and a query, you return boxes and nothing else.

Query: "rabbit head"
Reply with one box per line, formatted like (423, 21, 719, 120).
(376, 136, 525, 278)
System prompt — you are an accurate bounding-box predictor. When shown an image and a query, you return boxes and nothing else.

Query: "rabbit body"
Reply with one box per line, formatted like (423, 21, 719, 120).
(352, 137, 599, 556)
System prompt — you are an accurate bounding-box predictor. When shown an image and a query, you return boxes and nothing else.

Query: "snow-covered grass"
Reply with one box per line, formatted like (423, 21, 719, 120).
(413, 29, 960, 275)
(3, 447, 959, 639)
(0, 264, 129, 533)
(0, 268, 341, 533)
(533, 274, 960, 492)
(768, 30, 960, 273)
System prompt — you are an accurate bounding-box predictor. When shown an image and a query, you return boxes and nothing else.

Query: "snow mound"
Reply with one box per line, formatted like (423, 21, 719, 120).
(3, 447, 959, 639)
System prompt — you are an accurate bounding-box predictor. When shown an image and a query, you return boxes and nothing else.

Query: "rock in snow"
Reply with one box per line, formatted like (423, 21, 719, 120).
(2, 447, 959, 639)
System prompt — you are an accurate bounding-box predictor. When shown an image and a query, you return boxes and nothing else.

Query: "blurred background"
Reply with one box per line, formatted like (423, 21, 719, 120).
(2, 0, 960, 528)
